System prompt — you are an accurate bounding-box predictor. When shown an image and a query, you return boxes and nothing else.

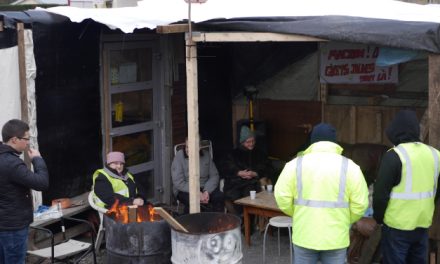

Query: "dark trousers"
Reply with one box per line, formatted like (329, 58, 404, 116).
(381, 224, 428, 264)
(177, 188, 224, 214)
(224, 181, 261, 215)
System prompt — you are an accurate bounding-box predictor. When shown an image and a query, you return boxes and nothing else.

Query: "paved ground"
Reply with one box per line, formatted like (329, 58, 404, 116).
(75, 227, 293, 264)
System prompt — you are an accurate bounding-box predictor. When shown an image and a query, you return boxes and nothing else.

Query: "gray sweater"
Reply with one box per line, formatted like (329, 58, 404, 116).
(171, 149, 219, 196)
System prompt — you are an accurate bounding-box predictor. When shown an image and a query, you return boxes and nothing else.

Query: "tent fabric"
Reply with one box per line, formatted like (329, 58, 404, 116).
(197, 16, 440, 53)
(0, 0, 438, 52)
(39, 0, 440, 53)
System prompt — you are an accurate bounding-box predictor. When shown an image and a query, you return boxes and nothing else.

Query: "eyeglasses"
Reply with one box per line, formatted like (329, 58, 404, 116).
(18, 137, 30, 141)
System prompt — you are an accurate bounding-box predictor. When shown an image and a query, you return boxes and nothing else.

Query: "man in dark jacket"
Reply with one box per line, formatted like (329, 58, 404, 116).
(0, 119, 49, 264)
(373, 110, 440, 264)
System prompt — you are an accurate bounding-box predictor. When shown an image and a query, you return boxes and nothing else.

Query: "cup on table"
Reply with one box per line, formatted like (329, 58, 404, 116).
(267, 185, 273, 193)
(250, 190, 256, 199)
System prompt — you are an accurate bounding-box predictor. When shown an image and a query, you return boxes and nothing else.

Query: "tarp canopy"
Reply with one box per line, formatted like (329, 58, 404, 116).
(38, 0, 440, 53)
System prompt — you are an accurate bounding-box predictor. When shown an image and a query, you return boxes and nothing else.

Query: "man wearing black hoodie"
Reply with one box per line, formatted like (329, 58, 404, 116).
(0, 119, 49, 264)
(373, 110, 440, 264)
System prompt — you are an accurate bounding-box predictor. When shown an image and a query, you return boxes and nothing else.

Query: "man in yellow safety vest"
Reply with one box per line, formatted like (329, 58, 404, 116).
(373, 110, 440, 263)
(275, 123, 369, 264)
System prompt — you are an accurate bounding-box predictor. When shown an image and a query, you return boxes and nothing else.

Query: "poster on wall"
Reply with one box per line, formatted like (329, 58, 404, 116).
(320, 42, 398, 84)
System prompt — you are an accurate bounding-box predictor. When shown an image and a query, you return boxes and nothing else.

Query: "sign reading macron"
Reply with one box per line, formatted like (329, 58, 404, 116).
(320, 42, 398, 84)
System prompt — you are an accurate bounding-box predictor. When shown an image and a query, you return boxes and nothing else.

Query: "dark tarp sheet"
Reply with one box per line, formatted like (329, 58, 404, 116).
(197, 16, 440, 53)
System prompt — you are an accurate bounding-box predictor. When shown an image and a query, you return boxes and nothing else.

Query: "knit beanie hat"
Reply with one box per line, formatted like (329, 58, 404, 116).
(310, 123, 337, 144)
(106, 151, 125, 164)
(239, 125, 255, 143)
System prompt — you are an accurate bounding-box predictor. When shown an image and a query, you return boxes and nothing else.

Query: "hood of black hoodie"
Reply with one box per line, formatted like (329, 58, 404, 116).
(386, 110, 420, 146)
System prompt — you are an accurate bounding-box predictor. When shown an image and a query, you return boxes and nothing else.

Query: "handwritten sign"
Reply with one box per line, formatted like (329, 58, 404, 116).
(320, 42, 398, 84)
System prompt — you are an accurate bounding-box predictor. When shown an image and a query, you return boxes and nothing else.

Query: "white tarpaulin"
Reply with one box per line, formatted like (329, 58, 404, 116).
(41, 0, 440, 33)
(0, 46, 21, 128)
(0, 29, 41, 207)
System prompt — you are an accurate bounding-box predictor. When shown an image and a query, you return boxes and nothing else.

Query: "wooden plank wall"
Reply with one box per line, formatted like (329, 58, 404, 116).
(324, 105, 426, 146)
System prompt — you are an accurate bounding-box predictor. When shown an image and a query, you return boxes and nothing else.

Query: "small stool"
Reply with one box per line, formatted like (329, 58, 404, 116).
(262, 216, 293, 264)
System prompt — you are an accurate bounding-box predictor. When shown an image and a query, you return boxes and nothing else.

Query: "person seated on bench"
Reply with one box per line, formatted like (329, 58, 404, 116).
(223, 126, 274, 215)
(92, 151, 146, 209)
(171, 138, 224, 214)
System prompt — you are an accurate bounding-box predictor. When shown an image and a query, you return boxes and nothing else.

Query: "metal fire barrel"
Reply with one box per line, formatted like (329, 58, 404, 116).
(171, 212, 242, 264)
(104, 214, 171, 264)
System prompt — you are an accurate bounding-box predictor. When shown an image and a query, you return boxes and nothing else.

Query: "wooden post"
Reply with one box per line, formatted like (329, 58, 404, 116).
(17, 23, 28, 124)
(17, 22, 32, 168)
(320, 83, 327, 122)
(185, 35, 200, 214)
(375, 111, 382, 143)
(428, 54, 440, 256)
(428, 54, 440, 149)
(349, 106, 357, 144)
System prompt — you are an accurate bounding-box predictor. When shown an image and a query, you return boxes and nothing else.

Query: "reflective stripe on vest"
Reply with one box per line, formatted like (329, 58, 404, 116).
(294, 156, 349, 208)
(390, 145, 439, 200)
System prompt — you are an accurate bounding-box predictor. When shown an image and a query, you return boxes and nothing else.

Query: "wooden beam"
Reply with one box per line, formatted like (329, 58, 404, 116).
(191, 32, 327, 42)
(375, 111, 382, 143)
(0, 21, 3, 32)
(349, 106, 357, 144)
(154, 207, 188, 232)
(17, 23, 28, 124)
(156, 24, 189, 34)
(428, 53, 440, 242)
(102, 49, 110, 154)
(420, 109, 429, 143)
(428, 53, 440, 149)
(185, 36, 201, 214)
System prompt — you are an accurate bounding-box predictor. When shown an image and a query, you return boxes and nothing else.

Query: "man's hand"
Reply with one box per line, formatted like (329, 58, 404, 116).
(200, 191, 210, 204)
(28, 148, 41, 159)
(238, 169, 257, 179)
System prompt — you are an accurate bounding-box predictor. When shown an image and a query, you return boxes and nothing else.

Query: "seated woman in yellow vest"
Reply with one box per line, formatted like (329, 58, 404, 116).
(92, 151, 145, 209)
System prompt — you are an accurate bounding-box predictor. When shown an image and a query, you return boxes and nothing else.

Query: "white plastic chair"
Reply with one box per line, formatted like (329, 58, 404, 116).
(88, 191, 108, 251)
(262, 216, 293, 264)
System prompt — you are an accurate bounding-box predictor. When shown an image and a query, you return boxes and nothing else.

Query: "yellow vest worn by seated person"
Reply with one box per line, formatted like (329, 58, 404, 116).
(384, 143, 439, 230)
(275, 142, 369, 251)
(92, 169, 136, 209)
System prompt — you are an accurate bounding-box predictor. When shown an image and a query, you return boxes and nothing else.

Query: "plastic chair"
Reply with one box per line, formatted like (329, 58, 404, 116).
(88, 191, 108, 251)
(27, 216, 97, 264)
(262, 216, 293, 264)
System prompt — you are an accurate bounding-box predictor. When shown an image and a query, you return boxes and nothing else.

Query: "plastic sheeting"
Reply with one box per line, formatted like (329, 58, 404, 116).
(38, 0, 440, 53)
(0, 29, 41, 207)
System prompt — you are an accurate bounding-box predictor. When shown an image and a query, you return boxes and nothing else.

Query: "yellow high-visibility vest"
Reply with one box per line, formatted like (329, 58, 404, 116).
(275, 142, 369, 250)
(92, 169, 135, 208)
(384, 143, 439, 230)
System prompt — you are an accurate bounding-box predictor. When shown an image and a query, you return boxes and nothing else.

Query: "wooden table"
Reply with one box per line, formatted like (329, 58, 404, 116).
(234, 190, 286, 246)
(31, 192, 91, 227)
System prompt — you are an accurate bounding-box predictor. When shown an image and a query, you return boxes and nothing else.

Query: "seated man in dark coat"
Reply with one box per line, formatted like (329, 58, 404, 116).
(223, 126, 274, 215)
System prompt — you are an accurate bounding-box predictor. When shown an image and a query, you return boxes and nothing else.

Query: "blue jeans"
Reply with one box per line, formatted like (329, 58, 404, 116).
(381, 224, 428, 264)
(0, 227, 29, 264)
(293, 244, 347, 264)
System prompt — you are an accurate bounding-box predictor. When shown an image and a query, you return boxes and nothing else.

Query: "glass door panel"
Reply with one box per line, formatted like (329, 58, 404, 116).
(110, 48, 152, 84)
(112, 130, 153, 167)
(103, 39, 160, 201)
(111, 89, 152, 128)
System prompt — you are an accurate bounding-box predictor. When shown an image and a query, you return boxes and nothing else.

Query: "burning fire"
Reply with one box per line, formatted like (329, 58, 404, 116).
(106, 199, 158, 223)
